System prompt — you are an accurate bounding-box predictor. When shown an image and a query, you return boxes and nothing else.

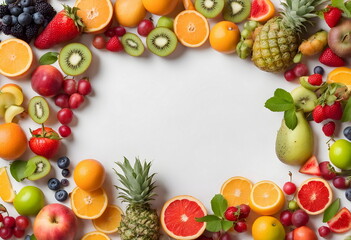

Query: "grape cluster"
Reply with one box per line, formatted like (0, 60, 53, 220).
(0, 214, 30, 239)
(0, 0, 56, 42)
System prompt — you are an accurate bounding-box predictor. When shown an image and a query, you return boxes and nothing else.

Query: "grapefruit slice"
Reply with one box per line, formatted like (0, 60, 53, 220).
(248, 0, 275, 23)
(327, 207, 351, 233)
(161, 195, 207, 239)
(296, 178, 332, 215)
(299, 155, 321, 176)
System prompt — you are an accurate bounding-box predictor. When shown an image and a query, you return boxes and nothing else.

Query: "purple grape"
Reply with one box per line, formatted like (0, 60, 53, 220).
(219, 232, 231, 240)
(319, 161, 337, 180)
(333, 176, 351, 189)
(291, 209, 309, 227)
(280, 210, 293, 226)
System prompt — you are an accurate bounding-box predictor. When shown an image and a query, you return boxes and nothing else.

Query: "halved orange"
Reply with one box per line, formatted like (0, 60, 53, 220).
(161, 195, 207, 239)
(92, 205, 123, 234)
(249, 180, 285, 216)
(81, 231, 110, 240)
(174, 10, 210, 48)
(248, 0, 275, 23)
(0, 167, 15, 203)
(220, 176, 253, 207)
(327, 67, 351, 89)
(75, 0, 113, 34)
(70, 187, 108, 219)
(0, 38, 33, 79)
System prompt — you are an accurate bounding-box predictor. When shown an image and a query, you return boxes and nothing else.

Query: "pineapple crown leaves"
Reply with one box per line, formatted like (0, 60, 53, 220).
(114, 157, 157, 205)
(62, 4, 85, 32)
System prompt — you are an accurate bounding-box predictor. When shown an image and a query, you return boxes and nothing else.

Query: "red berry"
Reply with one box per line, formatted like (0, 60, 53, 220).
(57, 108, 74, 125)
(92, 35, 106, 49)
(114, 26, 126, 37)
(0, 214, 3, 223)
(234, 221, 247, 233)
(293, 63, 309, 77)
(324, 6, 342, 28)
(291, 209, 309, 227)
(319, 47, 345, 67)
(224, 206, 239, 221)
(280, 210, 293, 226)
(307, 73, 323, 86)
(15, 216, 29, 230)
(3, 216, 15, 228)
(69, 93, 85, 109)
(59, 125, 72, 138)
(283, 182, 297, 195)
(318, 226, 331, 238)
(104, 28, 116, 37)
(319, 161, 337, 180)
(238, 204, 250, 219)
(325, 101, 343, 120)
(55, 94, 70, 108)
(322, 121, 336, 137)
(77, 78, 92, 96)
(106, 36, 124, 52)
(13, 227, 25, 238)
(285, 231, 294, 240)
(313, 105, 326, 123)
(63, 79, 77, 95)
(284, 69, 296, 81)
(137, 19, 155, 37)
(0, 227, 13, 239)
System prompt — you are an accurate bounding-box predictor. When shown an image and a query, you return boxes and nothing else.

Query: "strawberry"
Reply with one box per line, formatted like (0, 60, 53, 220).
(322, 121, 336, 137)
(34, 5, 84, 49)
(106, 36, 124, 52)
(308, 74, 323, 86)
(324, 6, 343, 28)
(319, 47, 346, 67)
(313, 105, 326, 123)
(324, 101, 343, 120)
(29, 127, 61, 159)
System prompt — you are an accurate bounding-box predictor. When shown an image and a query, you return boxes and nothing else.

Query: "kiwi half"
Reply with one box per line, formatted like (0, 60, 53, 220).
(26, 156, 51, 181)
(291, 86, 317, 113)
(223, 0, 251, 23)
(121, 33, 145, 57)
(28, 96, 49, 124)
(195, 0, 225, 18)
(147, 28, 178, 57)
(59, 43, 92, 76)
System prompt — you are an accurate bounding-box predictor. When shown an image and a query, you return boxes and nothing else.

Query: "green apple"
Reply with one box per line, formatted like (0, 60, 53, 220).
(156, 16, 174, 30)
(329, 139, 351, 170)
(14, 186, 45, 216)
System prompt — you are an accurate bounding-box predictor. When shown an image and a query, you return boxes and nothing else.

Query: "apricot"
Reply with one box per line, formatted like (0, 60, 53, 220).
(114, 0, 146, 27)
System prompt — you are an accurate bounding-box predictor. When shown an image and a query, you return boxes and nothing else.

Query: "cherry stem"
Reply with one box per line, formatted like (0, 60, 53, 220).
(288, 171, 293, 182)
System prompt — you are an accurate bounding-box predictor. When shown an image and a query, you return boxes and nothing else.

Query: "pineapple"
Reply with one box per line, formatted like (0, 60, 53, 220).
(114, 157, 160, 240)
(252, 0, 326, 72)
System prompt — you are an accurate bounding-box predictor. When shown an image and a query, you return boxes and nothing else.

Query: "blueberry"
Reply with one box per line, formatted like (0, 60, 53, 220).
(10, 6, 22, 16)
(57, 156, 70, 169)
(2, 15, 12, 25)
(346, 188, 351, 202)
(33, 12, 43, 24)
(48, 178, 61, 191)
(62, 168, 70, 177)
(23, 6, 35, 14)
(20, 0, 32, 7)
(55, 190, 68, 202)
(314, 66, 325, 76)
(344, 127, 351, 141)
(11, 15, 17, 24)
(5, 0, 16, 3)
(24, 235, 31, 240)
(18, 12, 31, 26)
(61, 179, 69, 187)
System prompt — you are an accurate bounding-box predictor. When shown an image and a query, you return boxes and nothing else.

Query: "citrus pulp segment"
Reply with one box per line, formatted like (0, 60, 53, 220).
(81, 231, 110, 240)
(220, 176, 252, 206)
(327, 67, 351, 89)
(0, 167, 16, 203)
(92, 205, 123, 234)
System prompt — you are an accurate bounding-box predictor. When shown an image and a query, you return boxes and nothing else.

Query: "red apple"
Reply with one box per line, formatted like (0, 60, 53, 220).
(33, 203, 77, 240)
(31, 65, 63, 97)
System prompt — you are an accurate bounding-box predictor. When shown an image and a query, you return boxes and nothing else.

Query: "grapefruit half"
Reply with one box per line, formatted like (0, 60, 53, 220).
(296, 178, 332, 215)
(161, 195, 207, 239)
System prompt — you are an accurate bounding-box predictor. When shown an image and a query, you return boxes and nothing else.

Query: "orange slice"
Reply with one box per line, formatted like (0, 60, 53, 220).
(75, 0, 113, 34)
(0, 38, 33, 80)
(248, 0, 275, 23)
(70, 187, 108, 219)
(0, 167, 15, 203)
(81, 231, 110, 240)
(174, 10, 209, 48)
(220, 176, 253, 207)
(327, 67, 351, 89)
(92, 205, 123, 234)
(249, 180, 285, 216)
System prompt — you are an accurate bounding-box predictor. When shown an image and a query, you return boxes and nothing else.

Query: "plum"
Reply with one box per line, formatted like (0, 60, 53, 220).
(328, 19, 351, 58)
(31, 65, 63, 97)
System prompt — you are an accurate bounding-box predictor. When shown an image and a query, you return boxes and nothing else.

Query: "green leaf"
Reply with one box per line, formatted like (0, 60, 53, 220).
(196, 215, 220, 222)
(0, 204, 7, 213)
(342, 98, 351, 122)
(24, 161, 36, 178)
(222, 220, 234, 231)
(39, 52, 59, 65)
(10, 160, 30, 182)
(332, 0, 351, 17)
(323, 198, 340, 222)
(205, 219, 223, 232)
(284, 108, 298, 130)
(265, 97, 295, 112)
(30, 235, 37, 240)
(211, 194, 228, 218)
(274, 88, 294, 103)
(345, 236, 351, 240)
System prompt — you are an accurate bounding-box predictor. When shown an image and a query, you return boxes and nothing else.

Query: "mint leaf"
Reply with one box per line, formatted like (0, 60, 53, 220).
(332, 0, 351, 17)
(196, 215, 220, 222)
(205, 219, 222, 232)
(274, 88, 294, 103)
(284, 109, 298, 130)
(222, 220, 234, 231)
(342, 98, 351, 122)
(265, 97, 295, 112)
(211, 194, 227, 218)
(323, 198, 340, 222)
(39, 52, 59, 65)
(30, 235, 37, 240)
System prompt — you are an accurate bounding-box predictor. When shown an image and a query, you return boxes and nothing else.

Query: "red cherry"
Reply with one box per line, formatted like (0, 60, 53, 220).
(137, 19, 155, 37)
(77, 78, 92, 96)
(69, 93, 85, 109)
(238, 204, 250, 219)
(15, 216, 29, 230)
(234, 221, 247, 233)
(283, 182, 297, 195)
(114, 26, 126, 37)
(59, 125, 72, 138)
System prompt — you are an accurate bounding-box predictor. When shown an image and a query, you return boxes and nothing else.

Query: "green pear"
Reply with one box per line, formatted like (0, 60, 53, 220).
(275, 111, 314, 166)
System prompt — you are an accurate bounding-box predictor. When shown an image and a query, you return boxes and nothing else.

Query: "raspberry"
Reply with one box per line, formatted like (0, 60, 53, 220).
(313, 105, 325, 123)
(322, 121, 336, 137)
(308, 74, 323, 86)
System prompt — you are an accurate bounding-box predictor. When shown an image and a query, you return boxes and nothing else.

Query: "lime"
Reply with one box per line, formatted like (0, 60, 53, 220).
(14, 186, 45, 216)
(329, 139, 351, 170)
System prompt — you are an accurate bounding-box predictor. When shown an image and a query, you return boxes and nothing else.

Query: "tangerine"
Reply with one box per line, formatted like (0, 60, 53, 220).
(0, 123, 27, 160)
(210, 21, 240, 53)
(73, 159, 106, 192)
(114, 0, 147, 27)
(142, 0, 178, 15)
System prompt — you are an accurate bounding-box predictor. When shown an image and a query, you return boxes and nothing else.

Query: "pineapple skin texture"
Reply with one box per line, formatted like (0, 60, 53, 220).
(252, 17, 299, 72)
(119, 205, 160, 240)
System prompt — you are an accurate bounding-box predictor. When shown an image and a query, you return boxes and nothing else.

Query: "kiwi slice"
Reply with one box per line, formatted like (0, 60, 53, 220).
(291, 86, 317, 113)
(223, 0, 251, 23)
(26, 156, 51, 181)
(195, 0, 225, 18)
(121, 33, 145, 57)
(59, 43, 92, 76)
(28, 96, 49, 124)
(147, 28, 178, 57)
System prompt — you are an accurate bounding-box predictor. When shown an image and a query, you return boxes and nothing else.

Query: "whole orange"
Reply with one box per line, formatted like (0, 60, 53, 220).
(209, 21, 240, 54)
(73, 159, 106, 192)
(114, 0, 146, 27)
(142, 0, 178, 16)
(0, 123, 27, 160)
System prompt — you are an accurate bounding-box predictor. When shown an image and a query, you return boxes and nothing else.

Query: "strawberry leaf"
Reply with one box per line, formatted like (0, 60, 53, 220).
(222, 220, 234, 232)
(323, 198, 340, 222)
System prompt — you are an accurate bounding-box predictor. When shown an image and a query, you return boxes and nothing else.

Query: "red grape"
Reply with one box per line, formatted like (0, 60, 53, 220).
(57, 108, 74, 125)
(3, 216, 15, 228)
(15, 216, 29, 230)
(318, 226, 331, 238)
(212, 232, 221, 240)
(114, 26, 126, 37)
(283, 182, 297, 195)
(319, 161, 337, 180)
(285, 231, 294, 240)
(234, 221, 247, 233)
(0, 214, 3, 223)
(333, 176, 350, 189)
(238, 204, 250, 219)
(280, 210, 293, 226)
(92, 35, 106, 49)
(63, 79, 77, 95)
(137, 19, 154, 37)
(69, 93, 85, 109)
(55, 94, 70, 108)
(219, 232, 231, 240)
(291, 209, 309, 227)
(77, 78, 92, 96)
(59, 125, 72, 138)
(293, 63, 309, 77)
(104, 28, 116, 37)
(284, 69, 296, 81)
(0, 227, 13, 239)
(224, 206, 238, 221)
(13, 227, 25, 238)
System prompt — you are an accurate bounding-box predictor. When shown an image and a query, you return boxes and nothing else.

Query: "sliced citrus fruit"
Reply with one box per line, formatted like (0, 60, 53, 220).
(161, 195, 207, 239)
(174, 10, 210, 48)
(327, 67, 351, 89)
(81, 231, 110, 240)
(0, 167, 15, 203)
(70, 187, 108, 219)
(248, 0, 275, 23)
(296, 178, 332, 215)
(92, 205, 123, 234)
(75, 0, 113, 34)
(220, 176, 253, 207)
(327, 207, 351, 233)
(0, 38, 33, 79)
(249, 180, 285, 215)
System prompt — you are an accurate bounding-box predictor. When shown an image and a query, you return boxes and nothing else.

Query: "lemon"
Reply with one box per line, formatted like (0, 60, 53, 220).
(252, 216, 285, 240)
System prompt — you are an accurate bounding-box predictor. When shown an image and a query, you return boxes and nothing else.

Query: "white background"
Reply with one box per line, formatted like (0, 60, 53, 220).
(0, 0, 350, 239)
